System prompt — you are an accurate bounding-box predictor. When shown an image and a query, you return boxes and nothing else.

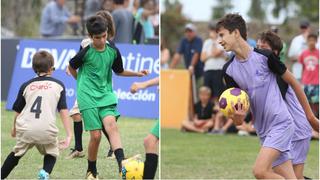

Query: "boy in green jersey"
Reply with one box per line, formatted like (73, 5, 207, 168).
(68, 15, 148, 179)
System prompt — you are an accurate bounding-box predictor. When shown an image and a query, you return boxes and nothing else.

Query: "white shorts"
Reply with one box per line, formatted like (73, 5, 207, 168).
(69, 100, 81, 116)
(13, 137, 59, 157)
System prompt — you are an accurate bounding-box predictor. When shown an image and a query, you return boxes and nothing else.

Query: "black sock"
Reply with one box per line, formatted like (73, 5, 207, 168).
(101, 128, 112, 152)
(87, 160, 97, 176)
(1, 152, 22, 179)
(143, 153, 158, 180)
(43, 154, 56, 174)
(74, 121, 83, 151)
(114, 148, 125, 172)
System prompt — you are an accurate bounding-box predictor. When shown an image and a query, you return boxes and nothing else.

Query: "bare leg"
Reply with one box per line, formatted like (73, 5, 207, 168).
(213, 112, 223, 130)
(102, 116, 124, 172)
(102, 116, 122, 150)
(293, 164, 304, 180)
(88, 130, 101, 161)
(252, 147, 287, 179)
(181, 120, 205, 133)
(273, 160, 297, 179)
(221, 118, 233, 132)
(144, 134, 159, 154)
(202, 121, 214, 131)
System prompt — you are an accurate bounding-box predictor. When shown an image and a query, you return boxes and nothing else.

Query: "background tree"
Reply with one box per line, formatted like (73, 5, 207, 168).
(161, 0, 188, 52)
(247, 0, 265, 22)
(211, 0, 233, 20)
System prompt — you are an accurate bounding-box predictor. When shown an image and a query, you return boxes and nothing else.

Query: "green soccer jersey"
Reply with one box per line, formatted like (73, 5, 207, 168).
(69, 42, 124, 111)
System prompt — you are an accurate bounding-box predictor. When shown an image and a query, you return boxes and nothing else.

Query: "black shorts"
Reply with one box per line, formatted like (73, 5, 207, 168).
(204, 70, 226, 98)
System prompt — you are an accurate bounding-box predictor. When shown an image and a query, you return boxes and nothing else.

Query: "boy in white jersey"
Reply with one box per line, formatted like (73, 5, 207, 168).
(1, 51, 72, 179)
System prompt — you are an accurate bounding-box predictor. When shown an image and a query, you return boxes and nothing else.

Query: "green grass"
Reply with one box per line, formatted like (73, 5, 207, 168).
(1, 102, 158, 179)
(161, 128, 319, 179)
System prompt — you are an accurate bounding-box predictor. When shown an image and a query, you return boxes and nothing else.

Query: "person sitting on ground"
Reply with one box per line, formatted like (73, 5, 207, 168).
(181, 86, 214, 133)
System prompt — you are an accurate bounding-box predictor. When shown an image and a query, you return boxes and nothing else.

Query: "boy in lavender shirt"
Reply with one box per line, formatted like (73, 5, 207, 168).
(257, 30, 317, 179)
(216, 14, 319, 179)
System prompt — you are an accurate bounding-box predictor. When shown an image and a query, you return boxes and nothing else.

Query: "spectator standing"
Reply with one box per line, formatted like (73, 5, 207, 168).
(135, 0, 158, 39)
(288, 20, 311, 80)
(112, 0, 134, 43)
(40, 0, 80, 37)
(299, 34, 319, 118)
(170, 23, 204, 86)
(200, 23, 226, 103)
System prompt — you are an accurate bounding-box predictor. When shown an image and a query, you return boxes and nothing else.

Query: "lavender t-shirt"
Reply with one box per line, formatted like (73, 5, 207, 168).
(223, 49, 294, 138)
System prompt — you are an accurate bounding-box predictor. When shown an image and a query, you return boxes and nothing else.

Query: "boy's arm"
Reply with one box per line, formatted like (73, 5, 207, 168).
(11, 112, 19, 138)
(58, 109, 72, 150)
(281, 70, 319, 132)
(266, 50, 319, 132)
(116, 69, 148, 77)
(11, 83, 27, 137)
(68, 45, 89, 77)
(67, 65, 78, 79)
(169, 53, 181, 68)
(130, 77, 159, 93)
(112, 48, 148, 77)
(57, 84, 72, 149)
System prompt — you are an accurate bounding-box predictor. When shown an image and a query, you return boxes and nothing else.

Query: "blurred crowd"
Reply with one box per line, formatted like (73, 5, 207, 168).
(40, 0, 159, 44)
(163, 19, 319, 139)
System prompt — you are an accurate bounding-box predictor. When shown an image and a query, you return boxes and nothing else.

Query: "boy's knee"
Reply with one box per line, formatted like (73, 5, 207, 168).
(71, 114, 82, 122)
(252, 166, 266, 179)
(104, 117, 118, 131)
(143, 135, 157, 150)
(90, 131, 101, 142)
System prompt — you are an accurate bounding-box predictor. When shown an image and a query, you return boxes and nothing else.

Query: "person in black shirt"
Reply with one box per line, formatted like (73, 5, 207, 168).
(181, 86, 214, 133)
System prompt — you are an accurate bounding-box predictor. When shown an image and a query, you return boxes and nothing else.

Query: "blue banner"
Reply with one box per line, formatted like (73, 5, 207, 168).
(6, 39, 159, 119)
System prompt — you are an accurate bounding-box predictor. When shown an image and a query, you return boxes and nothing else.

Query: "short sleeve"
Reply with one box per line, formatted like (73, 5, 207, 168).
(57, 85, 67, 111)
(201, 39, 210, 53)
(177, 38, 185, 54)
(222, 57, 240, 89)
(69, 45, 90, 70)
(112, 48, 124, 73)
(298, 51, 304, 64)
(12, 83, 27, 113)
(194, 38, 202, 53)
(267, 52, 287, 76)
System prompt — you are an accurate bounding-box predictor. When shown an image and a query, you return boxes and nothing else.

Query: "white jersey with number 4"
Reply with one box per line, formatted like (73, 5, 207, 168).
(12, 76, 67, 144)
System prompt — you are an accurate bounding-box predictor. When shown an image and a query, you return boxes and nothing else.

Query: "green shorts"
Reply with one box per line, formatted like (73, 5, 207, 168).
(150, 120, 159, 139)
(81, 105, 120, 131)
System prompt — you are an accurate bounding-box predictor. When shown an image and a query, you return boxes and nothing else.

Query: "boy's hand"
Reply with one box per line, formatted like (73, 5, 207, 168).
(59, 136, 72, 150)
(309, 116, 319, 132)
(229, 99, 247, 126)
(65, 66, 71, 76)
(194, 119, 204, 127)
(130, 82, 144, 93)
(11, 127, 16, 138)
(138, 70, 149, 77)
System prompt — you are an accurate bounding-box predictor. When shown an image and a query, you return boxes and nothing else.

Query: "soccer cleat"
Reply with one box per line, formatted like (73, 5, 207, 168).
(66, 148, 85, 159)
(86, 171, 99, 180)
(106, 148, 115, 159)
(38, 169, 49, 180)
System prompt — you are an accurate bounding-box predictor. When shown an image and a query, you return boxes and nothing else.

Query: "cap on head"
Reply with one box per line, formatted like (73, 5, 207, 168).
(185, 23, 196, 32)
(270, 25, 278, 33)
(300, 19, 310, 29)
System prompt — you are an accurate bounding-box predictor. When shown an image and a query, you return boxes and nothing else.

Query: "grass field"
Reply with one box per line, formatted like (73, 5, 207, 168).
(1, 102, 158, 179)
(161, 128, 319, 179)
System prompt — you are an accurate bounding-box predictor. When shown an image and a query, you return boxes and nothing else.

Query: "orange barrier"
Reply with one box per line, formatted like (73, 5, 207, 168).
(161, 70, 191, 129)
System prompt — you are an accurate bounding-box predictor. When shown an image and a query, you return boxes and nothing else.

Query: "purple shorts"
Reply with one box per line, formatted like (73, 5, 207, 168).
(291, 137, 311, 165)
(260, 123, 295, 167)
